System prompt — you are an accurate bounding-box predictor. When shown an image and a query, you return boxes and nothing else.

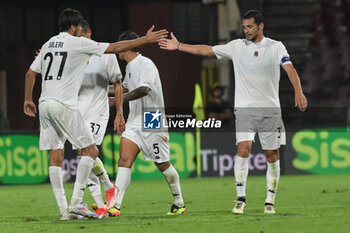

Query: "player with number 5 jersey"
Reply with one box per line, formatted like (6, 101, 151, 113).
(108, 31, 186, 216)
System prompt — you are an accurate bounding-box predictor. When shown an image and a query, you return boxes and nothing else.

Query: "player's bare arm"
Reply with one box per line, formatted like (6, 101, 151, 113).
(158, 32, 215, 57)
(105, 26, 168, 54)
(113, 80, 125, 134)
(23, 68, 37, 117)
(123, 86, 150, 102)
(283, 63, 308, 112)
(108, 97, 115, 107)
(108, 87, 129, 106)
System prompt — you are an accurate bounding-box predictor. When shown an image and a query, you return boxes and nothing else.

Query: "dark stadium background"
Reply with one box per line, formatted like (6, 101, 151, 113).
(0, 0, 349, 182)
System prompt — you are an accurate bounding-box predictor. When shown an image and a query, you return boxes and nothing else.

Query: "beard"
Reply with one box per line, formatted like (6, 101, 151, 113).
(246, 27, 260, 42)
(249, 34, 258, 42)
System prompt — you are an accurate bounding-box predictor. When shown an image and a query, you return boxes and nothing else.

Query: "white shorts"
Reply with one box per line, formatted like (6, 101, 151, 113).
(121, 127, 170, 163)
(84, 118, 108, 145)
(235, 114, 286, 150)
(39, 99, 95, 150)
(72, 118, 108, 149)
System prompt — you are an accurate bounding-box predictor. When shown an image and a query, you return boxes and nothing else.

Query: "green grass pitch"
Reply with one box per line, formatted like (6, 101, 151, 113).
(0, 174, 349, 233)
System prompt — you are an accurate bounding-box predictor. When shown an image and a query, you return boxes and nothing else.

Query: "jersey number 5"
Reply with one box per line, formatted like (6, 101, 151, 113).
(153, 143, 159, 154)
(44, 51, 67, 80)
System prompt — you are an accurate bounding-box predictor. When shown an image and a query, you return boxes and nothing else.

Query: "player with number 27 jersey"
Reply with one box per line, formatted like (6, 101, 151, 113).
(31, 32, 109, 109)
(30, 32, 109, 150)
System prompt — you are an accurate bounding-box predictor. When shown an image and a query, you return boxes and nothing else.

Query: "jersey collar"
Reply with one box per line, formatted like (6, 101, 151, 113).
(247, 36, 266, 47)
(128, 54, 142, 66)
(58, 32, 72, 37)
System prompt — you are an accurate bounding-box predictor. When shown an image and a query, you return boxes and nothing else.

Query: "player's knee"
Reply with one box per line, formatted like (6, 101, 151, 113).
(50, 158, 63, 166)
(49, 150, 64, 166)
(155, 161, 170, 172)
(91, 147, 99, 158)
(77, 149, 83, 156)
(237, 147, 250, 157)
(81, 145, 99, 159)
(118, 157, 132, 168)
(265, 150, 278, 163)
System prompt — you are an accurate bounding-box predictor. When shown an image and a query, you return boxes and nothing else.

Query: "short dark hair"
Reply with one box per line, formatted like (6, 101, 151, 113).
(79, 19, 90, 33)
(242, 10, 264, 25)
(118, 31, 140, 52)
(58, 8, 83, 32)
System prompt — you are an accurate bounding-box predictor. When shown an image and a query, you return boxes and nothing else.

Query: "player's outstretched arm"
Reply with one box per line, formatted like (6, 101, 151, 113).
(123, 86, 150, 102)
(158, 32, 215, 57)
(113, 80, 125, 134)
(24, 68, 37, 117)
(105, 25, 168, 54)
(283, 63, 308, 112)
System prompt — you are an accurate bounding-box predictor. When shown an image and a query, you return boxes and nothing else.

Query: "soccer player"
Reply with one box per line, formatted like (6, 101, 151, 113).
(109, 31, 186, 216)
(75, 20, 123, 218)
(159, 10, 308, 214)
(23, 8, 168, 220)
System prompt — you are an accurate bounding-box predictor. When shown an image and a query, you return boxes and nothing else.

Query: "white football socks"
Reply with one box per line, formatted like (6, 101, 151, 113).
(115, 167, 131, 209)
(70, 156, 95, 206)
(162, 165, 184, 207)
(265, 160, 280, 204)
(92, 157, 114, 191)
(49, 166, 68, 217)
(86, 173, 104, 208)
(234, 156, 249, 200)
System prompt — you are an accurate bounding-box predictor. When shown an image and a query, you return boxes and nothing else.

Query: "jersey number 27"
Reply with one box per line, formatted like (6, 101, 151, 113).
(43, 51, 67, 81)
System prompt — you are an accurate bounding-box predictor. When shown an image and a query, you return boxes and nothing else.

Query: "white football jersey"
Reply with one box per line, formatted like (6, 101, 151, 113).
(122, 54, 166, 129)
(213, 37, 291, 116)
(30, 32, 109, 109)
(78, 54, 122, 120)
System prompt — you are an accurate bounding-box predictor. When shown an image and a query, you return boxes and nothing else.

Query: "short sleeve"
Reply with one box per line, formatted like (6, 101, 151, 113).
(79, 37, 109, 57)
(30, 51, 42, 74)
(212, 40, 238, 60)
(122, 76, 128, 90)
(138, 65, 156, 90)
(276, 42, 292, 66)
(104, 54, 122, 83)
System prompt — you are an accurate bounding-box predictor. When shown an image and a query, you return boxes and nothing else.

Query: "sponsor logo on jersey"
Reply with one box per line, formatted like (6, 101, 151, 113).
(143, 110, 161, 129)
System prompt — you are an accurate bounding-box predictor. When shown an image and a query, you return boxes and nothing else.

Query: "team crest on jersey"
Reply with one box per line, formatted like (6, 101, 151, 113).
(254, 51, 259, 57)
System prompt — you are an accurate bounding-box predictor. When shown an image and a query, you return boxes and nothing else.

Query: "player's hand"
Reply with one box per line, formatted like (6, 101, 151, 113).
(295, 91, 308, 112)
(24, 100, 37, 117)
(144, 25, 168, 43)
(158, 32, 179, 50)
(114, 113, 125, 135)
